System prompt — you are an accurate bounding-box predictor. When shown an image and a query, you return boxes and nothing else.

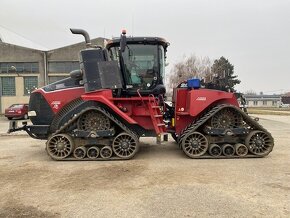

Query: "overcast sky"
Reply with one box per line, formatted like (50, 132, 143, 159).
(1, 0, 290, 94)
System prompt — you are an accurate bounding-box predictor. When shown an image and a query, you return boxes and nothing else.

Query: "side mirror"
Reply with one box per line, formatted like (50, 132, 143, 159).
(120, 30, 127, 52)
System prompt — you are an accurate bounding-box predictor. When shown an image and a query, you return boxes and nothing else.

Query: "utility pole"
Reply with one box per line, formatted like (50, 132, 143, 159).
(0, 77, 2, 113)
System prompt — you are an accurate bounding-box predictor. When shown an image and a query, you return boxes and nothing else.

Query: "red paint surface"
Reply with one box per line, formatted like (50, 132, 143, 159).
(34, 86, 240, 136)
(173, 88, 239, 135)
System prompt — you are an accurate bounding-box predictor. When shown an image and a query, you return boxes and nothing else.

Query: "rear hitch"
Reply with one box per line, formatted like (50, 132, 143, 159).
(8, 120, 49, 139)
(8, 120, 27, 133)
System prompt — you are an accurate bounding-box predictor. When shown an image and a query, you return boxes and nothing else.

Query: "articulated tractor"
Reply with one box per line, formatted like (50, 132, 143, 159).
(9, 29, 274, 160)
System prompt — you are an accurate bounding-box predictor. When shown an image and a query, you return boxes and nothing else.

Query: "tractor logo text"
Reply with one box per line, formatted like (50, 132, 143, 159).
(51, 101, 61, 110)
(196, 97, 207, 101)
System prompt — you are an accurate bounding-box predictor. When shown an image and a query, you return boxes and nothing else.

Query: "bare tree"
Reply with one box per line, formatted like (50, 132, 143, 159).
(167, 55, 212, 95)
(244, 90, 257, 95)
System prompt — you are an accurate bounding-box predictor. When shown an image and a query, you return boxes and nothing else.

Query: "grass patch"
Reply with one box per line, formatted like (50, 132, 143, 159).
(248, 107, 290, 116)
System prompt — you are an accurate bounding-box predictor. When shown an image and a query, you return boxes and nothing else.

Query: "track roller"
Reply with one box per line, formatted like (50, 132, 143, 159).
(87, 146, 100, 159)
(222, 144, 235, 157)
(73, 146, 87, 159)
(234, 143, 248, 157)
(208, 144, 222, 157)
(46, 134, 74, 160)
(100, 146, 113, 159)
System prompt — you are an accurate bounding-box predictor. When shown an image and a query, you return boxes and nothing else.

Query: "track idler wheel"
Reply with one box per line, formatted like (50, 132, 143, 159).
(222, 144, 235, 157)
(87, 146, 100, 159)
(181, 132, 208, 158)
(234, 143, 248, 157)
(100, 146, 113, 159)
(46, 134, 74, 160)
(112, 132, 139, 159)
(208, 144, 222, 157)
(245, 130, 274, 156)
(73, 146, 87, 159)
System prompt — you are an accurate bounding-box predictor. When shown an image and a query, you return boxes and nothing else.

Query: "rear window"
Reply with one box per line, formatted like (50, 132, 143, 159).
(10, 104, 24, 109)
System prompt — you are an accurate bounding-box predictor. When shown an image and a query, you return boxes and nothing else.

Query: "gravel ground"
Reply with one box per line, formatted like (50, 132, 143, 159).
(0, 115, 289, 218)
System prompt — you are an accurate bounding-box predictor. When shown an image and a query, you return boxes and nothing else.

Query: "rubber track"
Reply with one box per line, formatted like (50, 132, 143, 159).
(49, 105, 139, 161)
(50, 98, 84, 133)
(178, 104, 274, 159)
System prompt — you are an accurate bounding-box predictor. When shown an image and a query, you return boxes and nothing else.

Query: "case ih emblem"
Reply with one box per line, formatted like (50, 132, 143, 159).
(196, 97, 207, 101)
(51, 101, 61, 110)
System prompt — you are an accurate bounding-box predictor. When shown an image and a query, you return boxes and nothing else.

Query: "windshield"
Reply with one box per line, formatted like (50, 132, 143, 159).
(109, 44, 165, 90)
(10, 104, 24, 109)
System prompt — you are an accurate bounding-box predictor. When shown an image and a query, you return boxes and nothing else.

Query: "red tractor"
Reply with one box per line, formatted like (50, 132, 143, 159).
(9, 29, 274, 160)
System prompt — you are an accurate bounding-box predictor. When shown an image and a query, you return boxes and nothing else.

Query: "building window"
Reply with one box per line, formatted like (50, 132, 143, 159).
(48, 76, 68, 84)
(1, 77, 16, 96)
(0, 62, 39, 74)
(272, 101, 277, 106)
(48, 61, 79, 73)
(263, 101, 267, 106)
(253, 101, 258, 106)
(24, 76, 38, 95)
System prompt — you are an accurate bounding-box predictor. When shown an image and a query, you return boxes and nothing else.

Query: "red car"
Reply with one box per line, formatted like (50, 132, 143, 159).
(5, 104, 29, 120)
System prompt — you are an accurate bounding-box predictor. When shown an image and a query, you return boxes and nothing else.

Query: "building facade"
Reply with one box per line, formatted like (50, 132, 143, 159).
(0, 34, 104, 113)
(244, 94, 281, 107)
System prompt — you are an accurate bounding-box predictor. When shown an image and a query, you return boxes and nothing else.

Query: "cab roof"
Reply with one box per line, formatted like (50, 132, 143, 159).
(106, 36, 169, 49)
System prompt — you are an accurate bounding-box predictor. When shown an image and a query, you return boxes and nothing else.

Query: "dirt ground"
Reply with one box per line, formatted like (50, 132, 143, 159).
(0, 115, 289, 218)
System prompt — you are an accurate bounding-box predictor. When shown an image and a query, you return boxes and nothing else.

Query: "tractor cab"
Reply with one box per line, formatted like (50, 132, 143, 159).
(106, 31, 169, 96)
(69, 29, 169, 96)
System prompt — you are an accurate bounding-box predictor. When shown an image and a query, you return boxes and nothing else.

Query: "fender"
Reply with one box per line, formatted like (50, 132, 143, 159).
(81, 90, 137, 124)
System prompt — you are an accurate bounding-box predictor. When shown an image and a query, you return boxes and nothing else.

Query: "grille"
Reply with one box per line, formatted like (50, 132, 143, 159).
(29, 92, 54, 125)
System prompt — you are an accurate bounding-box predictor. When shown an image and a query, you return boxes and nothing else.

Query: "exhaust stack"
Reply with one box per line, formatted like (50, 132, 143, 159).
(70, 28, 91, 48)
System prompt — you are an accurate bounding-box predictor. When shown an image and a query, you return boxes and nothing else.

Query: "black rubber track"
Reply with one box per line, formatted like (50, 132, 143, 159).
(47, 102, 139, 161)
(178, 104, 274, 159)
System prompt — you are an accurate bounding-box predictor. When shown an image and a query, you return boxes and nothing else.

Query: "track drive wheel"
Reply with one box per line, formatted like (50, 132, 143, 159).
(77, 110, 110, 131)
(46, 134, 74, 160)
(211, 108, 243, 128)
(245, 131, 274, 156)
(112, 133, 139, 159)
(181, 132, 208, 158)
